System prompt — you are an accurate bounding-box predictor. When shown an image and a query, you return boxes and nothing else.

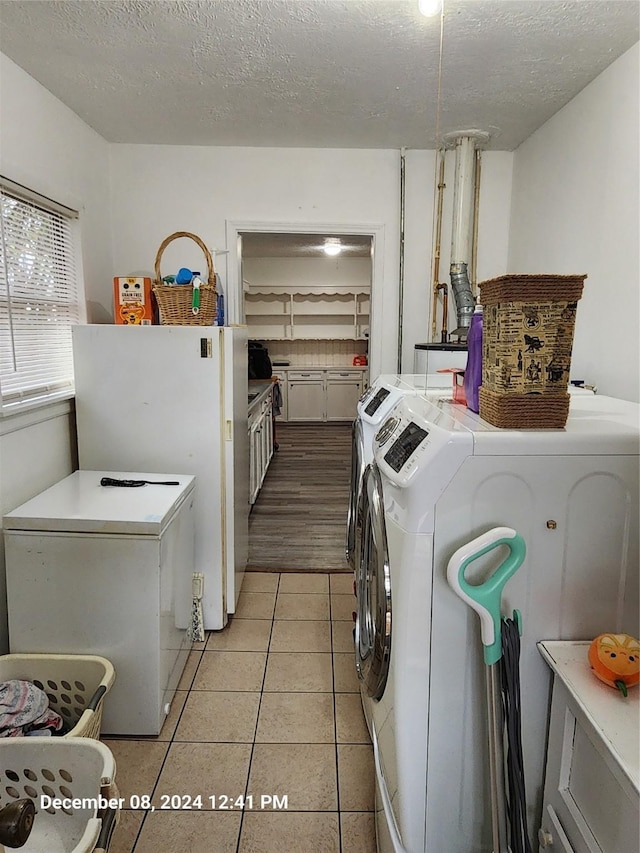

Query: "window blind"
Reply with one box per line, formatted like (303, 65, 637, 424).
(0, 182, 82, 411)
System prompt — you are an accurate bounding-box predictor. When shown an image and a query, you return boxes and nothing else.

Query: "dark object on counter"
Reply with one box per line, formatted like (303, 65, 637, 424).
(248, 341, 273, 379)
(100, 477, 180, 487)
(0, 798, 36, 848)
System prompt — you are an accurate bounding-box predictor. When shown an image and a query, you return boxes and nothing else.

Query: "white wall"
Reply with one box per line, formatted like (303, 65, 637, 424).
(0, 55, 111, 652)
(108, 145, 401, 377)
(509, 43, 639, 401)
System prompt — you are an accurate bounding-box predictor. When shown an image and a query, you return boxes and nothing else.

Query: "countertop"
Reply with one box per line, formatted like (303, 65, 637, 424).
(538, 640, 639, 793)
(272, 364, 368, 371)
(248, 380, 274, 414)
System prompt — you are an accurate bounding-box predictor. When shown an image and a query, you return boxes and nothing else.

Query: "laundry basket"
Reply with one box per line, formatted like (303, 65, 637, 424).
(0, 655, 115, 740)
(0, 737, 118, 852)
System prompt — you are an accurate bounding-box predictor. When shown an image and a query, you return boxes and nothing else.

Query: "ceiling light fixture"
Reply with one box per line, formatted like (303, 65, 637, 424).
(323, 239, 342, 256)
(418, 0, 442, 17)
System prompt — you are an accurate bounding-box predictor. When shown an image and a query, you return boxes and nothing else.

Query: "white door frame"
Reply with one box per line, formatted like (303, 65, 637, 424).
(225, 220, 386, 378)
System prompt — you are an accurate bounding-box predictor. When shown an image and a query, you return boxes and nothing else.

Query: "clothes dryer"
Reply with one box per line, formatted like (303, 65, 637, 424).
(358, 394, 639, 853)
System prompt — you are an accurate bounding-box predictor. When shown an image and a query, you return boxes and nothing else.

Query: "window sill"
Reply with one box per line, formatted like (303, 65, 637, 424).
(0, 396, 75, 437)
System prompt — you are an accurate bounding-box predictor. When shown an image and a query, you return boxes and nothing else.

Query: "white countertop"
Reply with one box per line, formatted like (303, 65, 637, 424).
(538, 640, 639, 793)
(272, 364, 368, 371)
(248, 380, 274, 414)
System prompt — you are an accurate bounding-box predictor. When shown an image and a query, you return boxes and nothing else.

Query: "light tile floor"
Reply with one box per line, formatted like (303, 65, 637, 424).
(104, 572, 376, 853)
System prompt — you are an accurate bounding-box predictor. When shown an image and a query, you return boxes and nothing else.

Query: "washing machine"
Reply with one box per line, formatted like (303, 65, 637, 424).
(346, 374, 454, 572)
(357, 393, 639, 853)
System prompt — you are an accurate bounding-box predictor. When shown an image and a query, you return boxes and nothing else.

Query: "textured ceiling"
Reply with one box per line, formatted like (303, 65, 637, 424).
(0, 0, 638, 151)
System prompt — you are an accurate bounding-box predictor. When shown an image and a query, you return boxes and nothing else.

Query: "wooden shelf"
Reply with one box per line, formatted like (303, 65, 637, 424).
(245, 287, 369, 342)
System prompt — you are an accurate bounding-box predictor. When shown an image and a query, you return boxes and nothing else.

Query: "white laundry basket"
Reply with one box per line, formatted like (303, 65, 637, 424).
(0, 738, 118, 853)
(0, 655, 115, 739)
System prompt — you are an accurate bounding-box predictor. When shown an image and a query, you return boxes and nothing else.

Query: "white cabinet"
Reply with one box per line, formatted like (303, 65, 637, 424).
(326, 370, 364, 420)
(249, 389, 274, 504)
(287, 371, 326, 421)
(285, 369, 364, 422)
(537, 642, 639, 853)
(249, 416, 262, 505)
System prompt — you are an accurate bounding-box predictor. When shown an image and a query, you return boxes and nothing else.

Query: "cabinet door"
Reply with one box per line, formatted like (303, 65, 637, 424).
(538, 679, 638, 853)
(260, 398, 274, 483)
(288, 380, 325, 421)
(326, 380, 362, 421)
(249, 422, 262, 505)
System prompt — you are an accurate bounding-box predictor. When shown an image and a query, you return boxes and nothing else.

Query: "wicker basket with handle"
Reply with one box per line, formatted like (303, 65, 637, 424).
(152, 231, 217, 325)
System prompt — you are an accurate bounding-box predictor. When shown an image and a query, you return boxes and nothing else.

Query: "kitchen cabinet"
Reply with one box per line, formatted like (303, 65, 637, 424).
(326, 370, 364, 420)
(248, 385, 274, 505)
(537, 641, 639, 853)
(287, 370, 325, 421)
(285, 368, 365, 422)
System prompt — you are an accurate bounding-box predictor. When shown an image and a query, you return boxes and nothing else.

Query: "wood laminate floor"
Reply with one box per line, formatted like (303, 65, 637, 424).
(248, 422, 352, 572)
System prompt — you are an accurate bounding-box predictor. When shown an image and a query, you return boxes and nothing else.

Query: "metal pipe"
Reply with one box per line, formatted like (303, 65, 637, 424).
(450, 263, 475, 337)
(471, 149, 482, 298)
(431, 149, 446, 342)
(397, 147, 406, 372)
(451, 137, 476, 269)
(450, 136, 479, 337)
(440, 284, 449, 343)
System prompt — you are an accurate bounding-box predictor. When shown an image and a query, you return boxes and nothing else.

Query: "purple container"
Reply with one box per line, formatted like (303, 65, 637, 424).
(463, 305, 483, 413)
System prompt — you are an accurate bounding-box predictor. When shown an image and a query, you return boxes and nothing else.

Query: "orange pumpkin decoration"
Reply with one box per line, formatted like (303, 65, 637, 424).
(588, 633, 640, 697)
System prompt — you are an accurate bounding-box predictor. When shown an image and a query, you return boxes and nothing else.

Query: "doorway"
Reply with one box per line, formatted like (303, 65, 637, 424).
(236, 228, 374, 571)
(225, 220, 385, 378)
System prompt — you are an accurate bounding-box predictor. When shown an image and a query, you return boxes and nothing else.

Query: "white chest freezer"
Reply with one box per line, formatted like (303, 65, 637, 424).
(3, 471, 196, 736)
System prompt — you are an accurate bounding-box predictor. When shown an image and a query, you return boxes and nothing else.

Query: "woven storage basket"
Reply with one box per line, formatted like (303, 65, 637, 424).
(0, 654, 115, 740)
(152, 231, 217, 325)
(479, 387, 570, 430)
(478, 273, 586, 429)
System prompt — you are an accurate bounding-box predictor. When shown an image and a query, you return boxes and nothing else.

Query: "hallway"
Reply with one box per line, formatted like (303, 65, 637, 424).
(248, 423, 352, 571)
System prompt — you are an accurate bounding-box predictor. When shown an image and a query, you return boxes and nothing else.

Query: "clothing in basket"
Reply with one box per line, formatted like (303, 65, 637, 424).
(0, 679, 64, 737)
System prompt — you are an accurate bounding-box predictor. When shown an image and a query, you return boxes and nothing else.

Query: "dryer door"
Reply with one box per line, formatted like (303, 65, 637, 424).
(346, 418, 367, 571)
(356, 463, 392, 700)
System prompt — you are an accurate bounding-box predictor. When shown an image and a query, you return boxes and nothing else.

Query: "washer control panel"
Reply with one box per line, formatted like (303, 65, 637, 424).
(364, 387, 391, 416)
(375, 416, 399, 446)
(383, 422, 429, 472)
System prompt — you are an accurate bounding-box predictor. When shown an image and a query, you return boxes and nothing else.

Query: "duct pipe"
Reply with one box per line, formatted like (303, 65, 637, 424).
(471, 149, 482, 297)
(449, 135, 477, 338)
(431, 149, 446, 343)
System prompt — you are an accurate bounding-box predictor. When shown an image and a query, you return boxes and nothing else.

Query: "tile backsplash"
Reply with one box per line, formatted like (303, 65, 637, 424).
(259, 340, 368, 366)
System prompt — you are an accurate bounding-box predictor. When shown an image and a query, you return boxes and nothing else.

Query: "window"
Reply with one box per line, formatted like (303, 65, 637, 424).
(0, 179, 83, 412)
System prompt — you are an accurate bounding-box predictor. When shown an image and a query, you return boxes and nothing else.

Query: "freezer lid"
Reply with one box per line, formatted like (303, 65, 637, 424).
(3, 471, 196, 535)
